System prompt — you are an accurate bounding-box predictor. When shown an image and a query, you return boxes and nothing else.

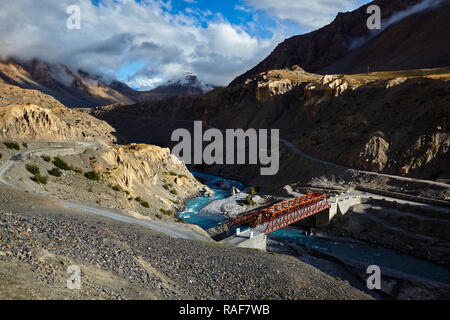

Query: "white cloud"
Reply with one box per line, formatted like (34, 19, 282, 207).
(384, 0, 448, 29)
(348, 0, 448, 50)
(128, 75, 163, 90)
(244, 0, 365, 29)
(0, 0, 281, 89)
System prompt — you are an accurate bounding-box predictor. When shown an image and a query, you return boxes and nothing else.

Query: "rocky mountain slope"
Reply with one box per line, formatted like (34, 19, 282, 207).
(230, 0, 450, 86)
(0, 201, 371, 300)
(0, 80, 118, 143)
(90, 67, 450, 188)
(0, 81, 205, 219)
(0, 58, 215, 108)
(0, 59, 134, 108)
(0, 74, 373, 302)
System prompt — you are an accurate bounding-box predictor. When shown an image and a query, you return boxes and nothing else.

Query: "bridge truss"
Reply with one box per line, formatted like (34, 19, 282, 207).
(225, 193, 331, 234)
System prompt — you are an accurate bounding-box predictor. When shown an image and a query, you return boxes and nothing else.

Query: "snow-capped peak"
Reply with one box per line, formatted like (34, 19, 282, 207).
(162, 73, 214, 93)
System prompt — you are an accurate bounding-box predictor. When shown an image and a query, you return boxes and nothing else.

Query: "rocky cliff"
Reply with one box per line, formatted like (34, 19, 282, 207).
(0, 81, 205, 218)
(230, 0, 450, 86)
(0, 104, 117, 144)
(98, 144, 204, 212)
(90, 67, 450, 184)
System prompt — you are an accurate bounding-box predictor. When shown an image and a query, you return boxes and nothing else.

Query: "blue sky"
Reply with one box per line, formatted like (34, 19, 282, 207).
(1, 0, 372, 90)
(112, 0, 307, 85)
(114, 0, 371, 88)
(166, 0, 291, 39)
(161, 0, 370, 38)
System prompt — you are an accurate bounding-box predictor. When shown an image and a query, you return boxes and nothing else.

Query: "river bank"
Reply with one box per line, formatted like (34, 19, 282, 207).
(179, 170, 450, 300)
(268, 229, 450, 300)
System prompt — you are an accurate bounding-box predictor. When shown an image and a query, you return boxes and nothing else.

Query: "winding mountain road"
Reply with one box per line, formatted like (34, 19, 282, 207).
(279, 137, 449, 212)
(203, 123, 449, 189)
(279, 137, 450, 189)
(0, 141, 211, 242)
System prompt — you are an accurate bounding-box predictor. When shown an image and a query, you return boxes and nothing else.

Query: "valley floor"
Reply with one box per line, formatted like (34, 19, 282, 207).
(0, 143, 371, 300)
(186, 171, 450, 300)
(1, 139, 448, 300)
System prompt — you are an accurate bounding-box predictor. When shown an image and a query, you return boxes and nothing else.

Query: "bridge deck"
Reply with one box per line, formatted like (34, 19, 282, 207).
(225, 193, 331, 234)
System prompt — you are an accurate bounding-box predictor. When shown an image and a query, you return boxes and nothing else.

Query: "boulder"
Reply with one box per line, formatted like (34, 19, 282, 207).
(216, 180, 232, 190)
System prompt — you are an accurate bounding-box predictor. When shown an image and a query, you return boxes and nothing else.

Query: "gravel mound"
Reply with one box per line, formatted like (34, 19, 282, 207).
(0, 208, 371, 300)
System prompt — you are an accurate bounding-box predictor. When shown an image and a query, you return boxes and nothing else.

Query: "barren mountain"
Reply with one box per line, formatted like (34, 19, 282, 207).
(0, 58, 215, 108)
(0, 79, 373, 302)
(230, 0, 450, 86)
(87, 0, 449, 193)
(0, 67, 373, 303)
(0, 81, 118, 144)
(90, 66, 450, 189)
(0, 81, 206, 219)
(0, 59, 134, 108)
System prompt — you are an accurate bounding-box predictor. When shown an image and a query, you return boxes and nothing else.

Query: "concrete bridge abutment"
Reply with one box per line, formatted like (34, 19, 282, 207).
(315, 196, 361, 227)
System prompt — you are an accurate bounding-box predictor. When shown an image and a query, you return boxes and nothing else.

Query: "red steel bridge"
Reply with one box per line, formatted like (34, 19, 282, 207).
(225, 193, 331, 235)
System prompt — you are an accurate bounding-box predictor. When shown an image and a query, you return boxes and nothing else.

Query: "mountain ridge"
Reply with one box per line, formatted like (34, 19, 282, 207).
(89, 66, 450, 188)
(0, 58, 134, 108)
(229, 0, 450, 86)
(0, 58, 215, 108)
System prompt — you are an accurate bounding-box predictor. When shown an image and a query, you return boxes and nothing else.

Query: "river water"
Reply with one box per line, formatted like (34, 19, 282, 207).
(179, 171, 450, 286)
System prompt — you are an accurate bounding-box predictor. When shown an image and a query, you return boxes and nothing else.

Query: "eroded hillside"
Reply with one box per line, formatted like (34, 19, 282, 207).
(91, 67, 450, 184)
(0, 82, 206, 220)
(230, 0, 450, 85)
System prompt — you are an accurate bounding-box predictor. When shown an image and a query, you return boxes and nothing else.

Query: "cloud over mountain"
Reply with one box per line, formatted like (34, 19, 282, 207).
(243, 0, 367, 29)
(2, 0, 394, 89)
(0, 0, 281, 89)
